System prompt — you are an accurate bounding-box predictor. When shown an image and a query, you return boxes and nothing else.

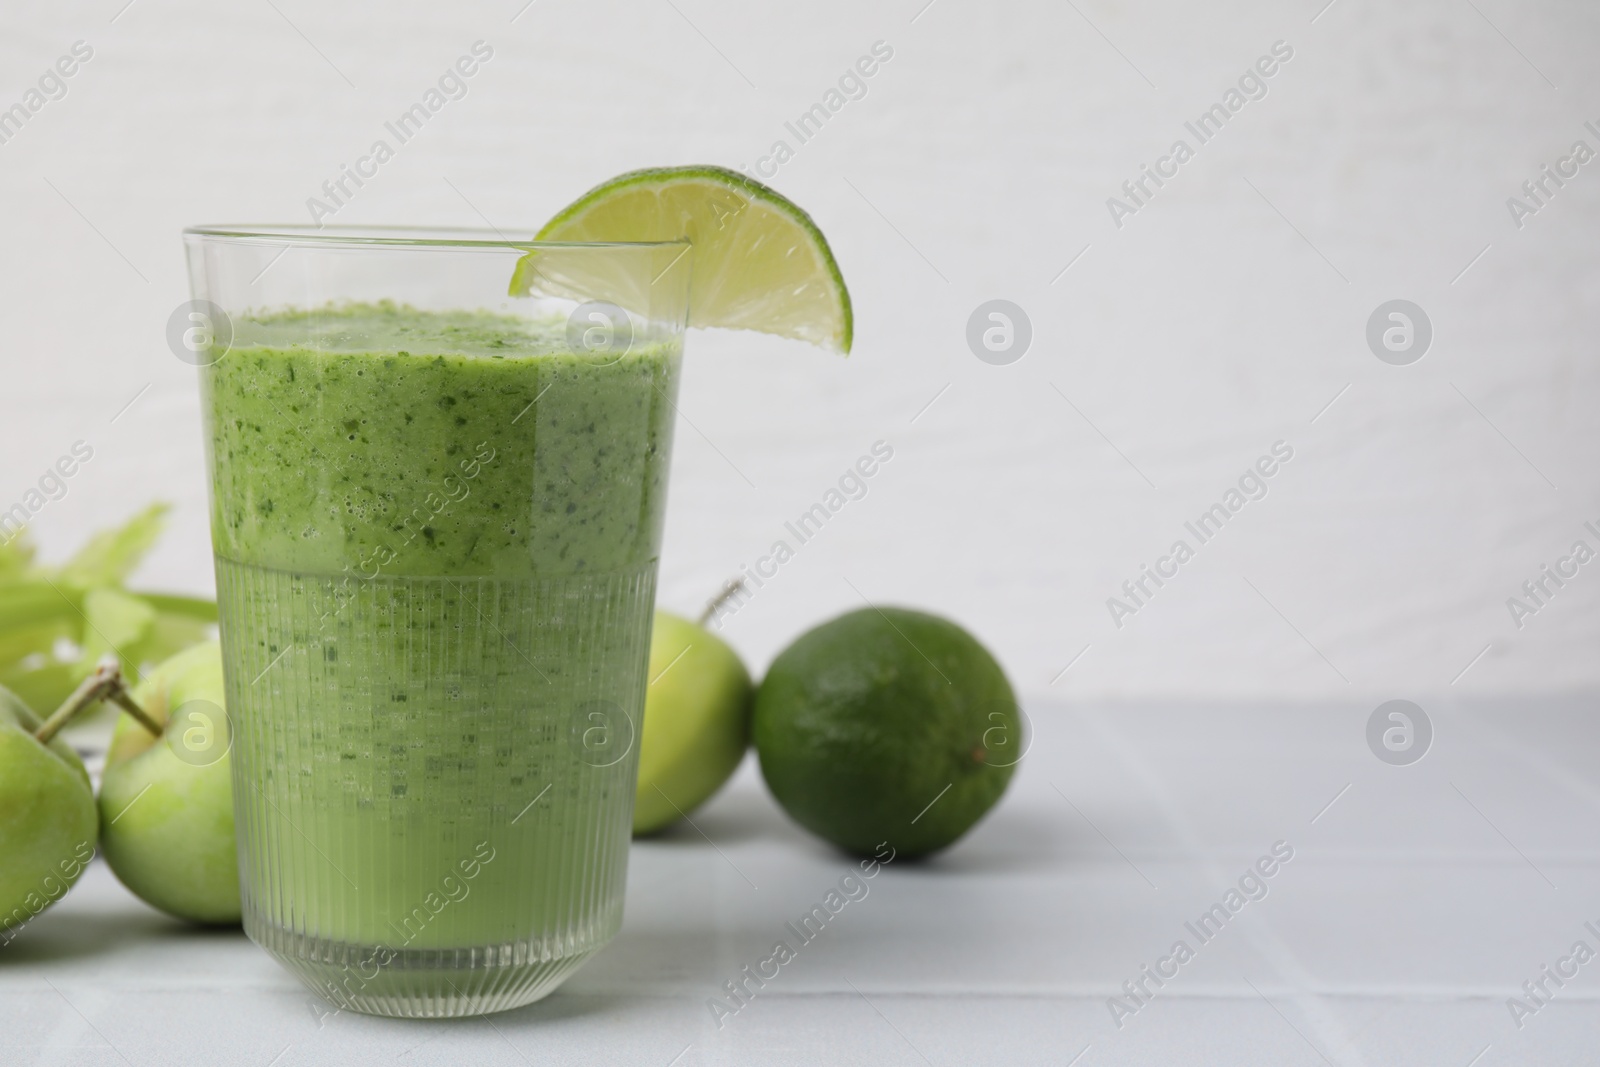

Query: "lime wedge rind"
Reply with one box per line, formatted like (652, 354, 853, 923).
(522, 165, 852, 354)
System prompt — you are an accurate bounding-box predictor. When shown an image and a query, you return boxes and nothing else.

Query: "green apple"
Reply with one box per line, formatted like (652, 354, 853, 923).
(633, 611, 753, 835)
(0, 685, 98, 938)
(99, 641, 239, 924)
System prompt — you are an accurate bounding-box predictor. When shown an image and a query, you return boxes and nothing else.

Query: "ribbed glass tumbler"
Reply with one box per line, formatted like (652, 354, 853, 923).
(182, 225, 691, 1017)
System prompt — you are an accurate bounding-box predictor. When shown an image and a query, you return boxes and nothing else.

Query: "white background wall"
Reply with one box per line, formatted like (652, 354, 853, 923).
(1, 0, 1596, 704)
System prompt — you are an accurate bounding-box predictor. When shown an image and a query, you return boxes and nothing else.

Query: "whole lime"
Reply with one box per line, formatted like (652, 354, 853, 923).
(753, 607, 1020, 858)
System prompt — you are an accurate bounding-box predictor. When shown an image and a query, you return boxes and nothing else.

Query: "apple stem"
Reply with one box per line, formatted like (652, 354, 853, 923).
(32, 656, 162, 745)
(105, 687, 164, 740)
(697, 578, 747, 626)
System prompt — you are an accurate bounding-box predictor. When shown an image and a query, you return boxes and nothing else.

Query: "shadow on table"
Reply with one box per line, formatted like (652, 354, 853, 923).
(1, 906, 237, 966)
(579, 926, 723, 990)
(495, 988, 633, 1025)
(914, 804, 1106, 876)
(636, 780, 1131, 880)
(637, 789, 798, 849)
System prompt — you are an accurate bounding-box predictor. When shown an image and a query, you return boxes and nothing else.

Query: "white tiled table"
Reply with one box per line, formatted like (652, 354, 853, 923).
(4, 697, 1597, 1066)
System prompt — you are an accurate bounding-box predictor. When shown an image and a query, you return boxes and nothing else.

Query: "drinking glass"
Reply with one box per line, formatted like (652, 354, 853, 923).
(182, 225, 691, 1017)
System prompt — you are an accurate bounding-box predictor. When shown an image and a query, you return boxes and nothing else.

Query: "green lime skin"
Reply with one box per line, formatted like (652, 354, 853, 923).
(530, 164, 853, 353)
(753, 608, 1020, 859)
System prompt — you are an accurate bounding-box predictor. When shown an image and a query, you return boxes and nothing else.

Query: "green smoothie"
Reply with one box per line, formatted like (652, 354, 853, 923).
(201, 302, 679, 1010)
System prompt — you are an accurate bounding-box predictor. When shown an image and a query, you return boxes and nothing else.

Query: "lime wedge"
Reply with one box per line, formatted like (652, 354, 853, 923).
(516, 166, 852, 353)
